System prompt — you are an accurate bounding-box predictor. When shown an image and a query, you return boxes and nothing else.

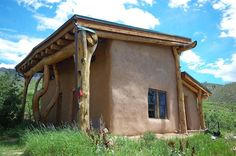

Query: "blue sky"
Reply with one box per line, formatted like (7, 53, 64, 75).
(0, 0, 236, 84)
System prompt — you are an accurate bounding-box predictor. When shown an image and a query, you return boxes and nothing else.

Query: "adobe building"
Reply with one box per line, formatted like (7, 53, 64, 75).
(16, 15, 211, 135)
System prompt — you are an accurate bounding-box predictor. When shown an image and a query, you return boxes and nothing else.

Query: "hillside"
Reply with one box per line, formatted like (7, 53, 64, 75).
(203, 82, 236, 104)
(0, 67, 18, 75)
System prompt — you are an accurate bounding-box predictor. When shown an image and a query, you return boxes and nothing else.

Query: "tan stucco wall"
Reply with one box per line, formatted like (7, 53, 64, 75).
(183, 86, 200, 130)
(109, 40, 179, 135)
(90, 40, 111, 129)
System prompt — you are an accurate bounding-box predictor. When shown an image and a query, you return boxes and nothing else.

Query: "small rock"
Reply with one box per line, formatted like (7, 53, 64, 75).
(103, 128, 109, 134)
(106, 139, 114, 147)
(211, 135, 217, 140)
(232, 146, 236, 152)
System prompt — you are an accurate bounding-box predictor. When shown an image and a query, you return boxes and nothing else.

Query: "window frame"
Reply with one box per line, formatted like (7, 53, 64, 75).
(148, 88, 168, 119)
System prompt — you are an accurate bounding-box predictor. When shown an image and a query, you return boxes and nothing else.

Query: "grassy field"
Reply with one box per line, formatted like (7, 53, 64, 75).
(0, 127, 235, 156)
(203, 102, 236, 133)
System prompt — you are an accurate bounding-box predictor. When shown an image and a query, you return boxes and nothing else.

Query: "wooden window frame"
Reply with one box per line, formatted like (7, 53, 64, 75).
(148, 88, 168, 119)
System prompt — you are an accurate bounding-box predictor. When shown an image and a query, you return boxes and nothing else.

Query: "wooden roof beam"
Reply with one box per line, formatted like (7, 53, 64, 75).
(50, 44, 61, 51)
(64, 33, 74, 40)
(57, 39, 70, 46)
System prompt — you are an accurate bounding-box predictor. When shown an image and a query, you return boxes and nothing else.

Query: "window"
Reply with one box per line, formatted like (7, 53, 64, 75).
(148, 88, 167, 119)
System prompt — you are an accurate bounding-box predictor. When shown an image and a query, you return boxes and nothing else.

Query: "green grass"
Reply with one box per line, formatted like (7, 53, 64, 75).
(23, 128, 96, 156)
(203, 101, 236, 133)
(0, 128, 25, 156)
(0, 127, 235, 156)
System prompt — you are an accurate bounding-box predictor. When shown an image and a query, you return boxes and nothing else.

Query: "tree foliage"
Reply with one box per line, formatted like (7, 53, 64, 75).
(0, 72, 22, 128)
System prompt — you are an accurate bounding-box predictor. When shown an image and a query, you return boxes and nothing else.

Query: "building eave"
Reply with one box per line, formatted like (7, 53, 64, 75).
(181, 71, 212, 97)
(15, 15, 194, 75)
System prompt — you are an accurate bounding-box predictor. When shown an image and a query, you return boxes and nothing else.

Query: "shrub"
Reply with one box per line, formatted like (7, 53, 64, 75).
(142, 131, 156, 142)
(0, 72, 22, 128)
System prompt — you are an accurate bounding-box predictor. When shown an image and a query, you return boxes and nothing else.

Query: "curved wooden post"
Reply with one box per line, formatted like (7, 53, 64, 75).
(20, 75, 32, 121)
(172, 47, 187, 133)
(74, 27, 98, 132)
(32, 64, 50, 122)
(197, 90, 205, 129)
(41, 64, 60, 121)
(34, 74, 43, 93)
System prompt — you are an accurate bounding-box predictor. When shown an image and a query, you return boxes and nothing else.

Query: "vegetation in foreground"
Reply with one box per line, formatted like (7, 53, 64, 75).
(0, 127, 235, 156)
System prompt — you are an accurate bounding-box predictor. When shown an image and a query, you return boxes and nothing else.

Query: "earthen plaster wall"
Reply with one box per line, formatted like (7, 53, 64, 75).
(90, 40, 111, 129)
(109, 40, 179, 135)
(183, 86, 200, 130)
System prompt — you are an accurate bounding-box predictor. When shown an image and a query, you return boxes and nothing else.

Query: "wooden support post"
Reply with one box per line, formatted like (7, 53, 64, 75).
(41, 64, 60, 121)
(172, 47, 187, 133)
(32, 64, 50, 122)
(20, 75, 32, 121)
(34, 74, 43, 93)
(197, 90, 205, 129)
(74, 28, 98, 132)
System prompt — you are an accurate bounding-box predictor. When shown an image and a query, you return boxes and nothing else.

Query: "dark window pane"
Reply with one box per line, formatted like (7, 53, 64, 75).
(148, 89, 157, 118)
(159, 91, 167, 119)
(149, 111, 155, 118)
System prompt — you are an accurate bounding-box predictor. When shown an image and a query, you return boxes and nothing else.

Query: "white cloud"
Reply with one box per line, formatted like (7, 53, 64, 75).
(196, 0, 210, 7)
(212, 0, 236, 39)
(18, 0, 159, 30)
(181, 50, 236, 82)
(16, 0, 62, 10)
(0, 35, 43, 68)
(0, 63, 16, 69)
(180, 50, 204, 70)
(168, 0, 191, 10)
(199, 54, 236, 82)
(141, 0, 154, 5)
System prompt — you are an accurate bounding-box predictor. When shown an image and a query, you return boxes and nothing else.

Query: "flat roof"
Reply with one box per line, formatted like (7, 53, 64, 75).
(15, 15, 193, 74)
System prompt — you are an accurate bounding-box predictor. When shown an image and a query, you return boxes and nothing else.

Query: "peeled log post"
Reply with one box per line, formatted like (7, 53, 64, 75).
(20, 75, 32, 121)
(41, 64, 60, 121)
(32, 65, 50, 122)
(172, 47, 187, 133)
(197, 90, 205, 129)
(75, 27, 98, 132)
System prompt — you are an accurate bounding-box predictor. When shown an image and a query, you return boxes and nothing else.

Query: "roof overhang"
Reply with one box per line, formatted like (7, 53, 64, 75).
(15, 15, 196, 75)
(181, 72, 212, 98)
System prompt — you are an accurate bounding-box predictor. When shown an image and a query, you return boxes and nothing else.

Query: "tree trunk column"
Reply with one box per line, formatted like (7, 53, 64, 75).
(198, 90, 205, 129)
(75, 27, 98, 132)
(172, 47, 187, 133)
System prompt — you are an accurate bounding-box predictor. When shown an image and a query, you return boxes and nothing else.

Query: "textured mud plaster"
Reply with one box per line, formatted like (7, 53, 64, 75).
(183, 86, 200, 130)
(109, 40, 179, 135)
(90, 40, 111, 129)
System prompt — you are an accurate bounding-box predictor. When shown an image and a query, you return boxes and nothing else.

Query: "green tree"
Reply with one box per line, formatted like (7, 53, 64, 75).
(0, 72, 22, 128)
